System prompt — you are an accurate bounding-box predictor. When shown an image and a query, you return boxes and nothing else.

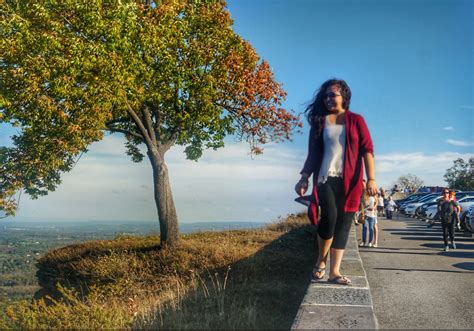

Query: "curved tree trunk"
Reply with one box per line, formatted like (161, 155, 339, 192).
(147, 148, 179, 246)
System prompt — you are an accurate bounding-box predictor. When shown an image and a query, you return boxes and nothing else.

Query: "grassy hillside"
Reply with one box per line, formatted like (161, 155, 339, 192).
(1, 213, 317, 329)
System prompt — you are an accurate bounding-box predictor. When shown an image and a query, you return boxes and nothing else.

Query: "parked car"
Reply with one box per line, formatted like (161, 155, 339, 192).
(400, 194, 440, 216)
(425, 204, 438, 221)
(395, 192, 430, 208)
(465, 205, 474, 233)
(399, 194, 434, 213)
(416, 201, 439, 220)
(457, 196, 474, 230)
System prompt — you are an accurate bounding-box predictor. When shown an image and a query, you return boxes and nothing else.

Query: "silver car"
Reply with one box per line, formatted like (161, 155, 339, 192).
(465, 205, 474, 233)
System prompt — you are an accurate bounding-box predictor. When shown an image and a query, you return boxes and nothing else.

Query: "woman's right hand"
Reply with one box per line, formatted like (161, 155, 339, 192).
(295, 178, 309, 197)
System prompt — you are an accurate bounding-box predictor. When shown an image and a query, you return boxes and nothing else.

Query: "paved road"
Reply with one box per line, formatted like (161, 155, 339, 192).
(356, 213, 474, 329)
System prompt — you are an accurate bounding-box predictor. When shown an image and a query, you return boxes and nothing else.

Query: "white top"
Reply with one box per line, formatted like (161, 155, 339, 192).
(365, 196, 377, 218)
(378, 197, 384, 207)
(317, 118, 346, 184)
(386, 200, 396, 211)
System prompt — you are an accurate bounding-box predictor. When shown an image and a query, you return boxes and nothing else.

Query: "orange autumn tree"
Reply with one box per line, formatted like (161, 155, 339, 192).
(0, 0, 301, 245)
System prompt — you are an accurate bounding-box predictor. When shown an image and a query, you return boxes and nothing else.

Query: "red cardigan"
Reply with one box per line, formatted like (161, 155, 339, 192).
(300, 110, 374, 225)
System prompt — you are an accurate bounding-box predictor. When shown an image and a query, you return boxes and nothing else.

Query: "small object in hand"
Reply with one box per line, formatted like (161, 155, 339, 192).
(294, 178, 308, 195)
(294, 195, 313, 207)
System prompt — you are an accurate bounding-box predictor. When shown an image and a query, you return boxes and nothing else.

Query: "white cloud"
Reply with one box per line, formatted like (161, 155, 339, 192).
(375, 152, 473, 189)
(18, 135, 308, 222)
(14, 135, 473, 223)
(446, 139, 474, 147)
(443, 126, 454, 131)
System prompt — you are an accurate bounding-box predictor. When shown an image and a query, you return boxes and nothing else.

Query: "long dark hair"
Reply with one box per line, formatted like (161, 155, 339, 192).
(305, 78, 352, 136)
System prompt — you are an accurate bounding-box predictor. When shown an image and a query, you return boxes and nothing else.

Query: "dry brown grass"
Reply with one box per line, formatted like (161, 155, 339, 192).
(3, 212, 317, 329)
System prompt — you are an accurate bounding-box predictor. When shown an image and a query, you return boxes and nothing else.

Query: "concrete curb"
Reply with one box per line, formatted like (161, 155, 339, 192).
(291, 226, 379, 329)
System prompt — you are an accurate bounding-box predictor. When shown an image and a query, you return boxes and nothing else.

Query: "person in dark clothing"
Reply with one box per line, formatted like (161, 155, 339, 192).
(438, 188, 456, 251)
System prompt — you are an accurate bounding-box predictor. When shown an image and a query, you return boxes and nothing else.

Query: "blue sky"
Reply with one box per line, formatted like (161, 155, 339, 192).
(1, 0, 473, 222)
(227, 0, 473, 153)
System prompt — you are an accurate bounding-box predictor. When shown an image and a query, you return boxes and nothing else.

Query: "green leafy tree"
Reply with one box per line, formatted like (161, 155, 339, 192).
(0, 0, 301, 245)
(394, 174, 424, 193)
(444, 157, 474, 191)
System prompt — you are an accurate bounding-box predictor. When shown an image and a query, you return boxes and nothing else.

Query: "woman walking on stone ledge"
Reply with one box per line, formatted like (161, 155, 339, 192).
(295, 78, 377, 285)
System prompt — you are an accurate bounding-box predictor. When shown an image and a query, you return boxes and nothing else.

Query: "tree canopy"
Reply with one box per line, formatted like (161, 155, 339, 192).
(0, 0, 301, 221)
(444, 157, 473, 191)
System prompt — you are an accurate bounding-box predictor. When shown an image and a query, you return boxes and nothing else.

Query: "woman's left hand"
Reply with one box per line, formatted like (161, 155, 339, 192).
(366, 179, 378, 196)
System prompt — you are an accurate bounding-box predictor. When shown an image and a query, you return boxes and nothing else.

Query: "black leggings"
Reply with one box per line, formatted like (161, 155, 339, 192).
(441, 221, 455, 246)
(317, 177, 354, 249)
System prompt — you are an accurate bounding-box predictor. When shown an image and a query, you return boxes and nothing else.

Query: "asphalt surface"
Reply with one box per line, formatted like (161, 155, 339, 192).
(356, 213, 474, 329)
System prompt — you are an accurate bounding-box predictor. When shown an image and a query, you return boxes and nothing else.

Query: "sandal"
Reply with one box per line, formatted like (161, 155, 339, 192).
(310, 267, 326, 282)
(327, 275, 352, 285)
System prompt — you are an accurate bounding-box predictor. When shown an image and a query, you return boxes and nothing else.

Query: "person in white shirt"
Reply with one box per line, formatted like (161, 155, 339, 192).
(295, 79, 377, 286)
(372, 193, 383, 247)
(386, 196, 397, 219)
(377, 194, 385, 217)
(360, 191, 377, 247)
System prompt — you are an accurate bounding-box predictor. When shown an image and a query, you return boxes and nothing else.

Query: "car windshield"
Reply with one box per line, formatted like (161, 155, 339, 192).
(418, 194, 438, 203)
(425, 199, 441, 205)
(406, 195, 428, 203)
(409, 194, 428, 200)
(457, 192, 474, 199)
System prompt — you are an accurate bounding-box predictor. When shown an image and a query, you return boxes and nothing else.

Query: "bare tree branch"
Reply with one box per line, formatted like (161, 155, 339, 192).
(124, 100, 155, 150)
(161, 133, 178, 153)
(142, 105, 157, 146)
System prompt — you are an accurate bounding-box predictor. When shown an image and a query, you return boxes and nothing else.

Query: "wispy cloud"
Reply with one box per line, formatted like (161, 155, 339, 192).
(443, 126, 454, 131)
(446, 139, 474, 147)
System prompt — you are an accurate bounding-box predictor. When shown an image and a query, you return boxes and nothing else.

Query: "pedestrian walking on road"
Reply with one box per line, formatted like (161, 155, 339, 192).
(373, 209, 379, 247)
(374, 192, 384, 247)
(360, 191, 377, 247)
(354, 179, 367, 226)
(295, 78, 377, 286)
(438, 188, 456, 251)
(386, 196, 396, 220)
(377, 192, 385, 217)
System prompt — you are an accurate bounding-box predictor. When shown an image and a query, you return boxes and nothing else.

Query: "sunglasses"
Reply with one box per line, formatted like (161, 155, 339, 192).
(324, 92, 342, 99)
(443, 192, 449, 194)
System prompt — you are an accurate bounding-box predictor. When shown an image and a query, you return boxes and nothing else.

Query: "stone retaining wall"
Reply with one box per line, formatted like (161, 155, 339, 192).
(291, 226, 378, 329)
